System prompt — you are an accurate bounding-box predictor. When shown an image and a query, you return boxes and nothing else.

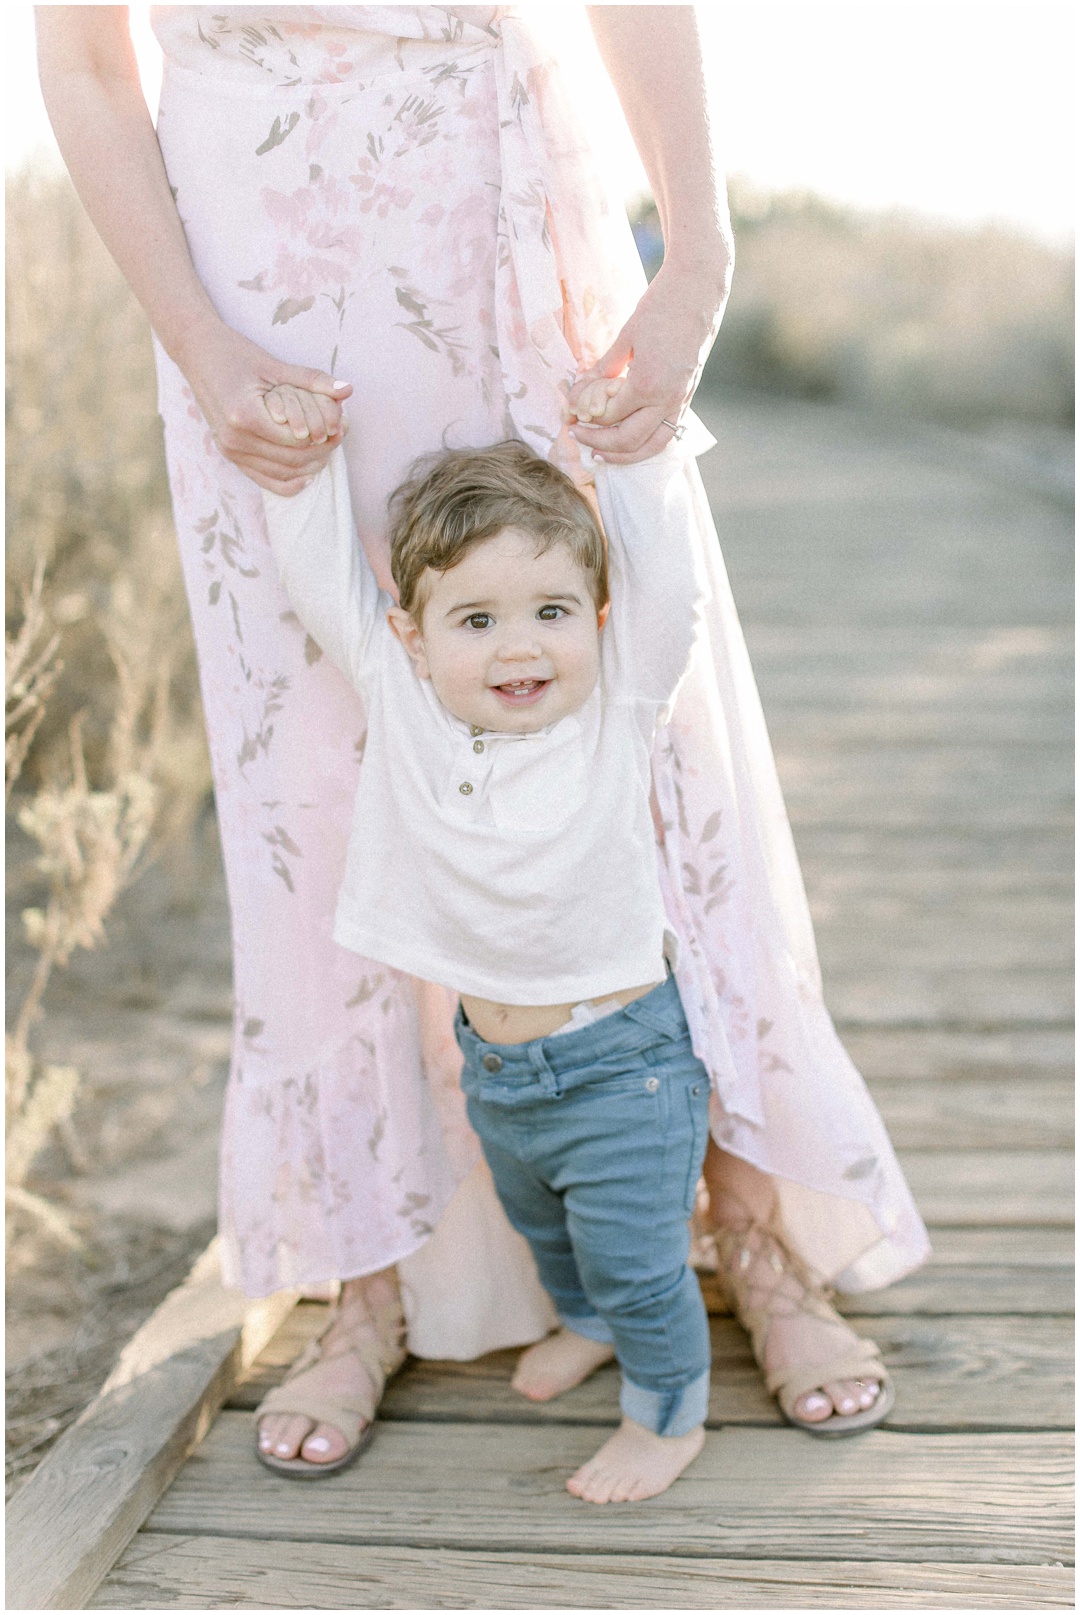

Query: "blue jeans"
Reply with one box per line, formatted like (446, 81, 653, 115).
(455, 975, 712, 1437)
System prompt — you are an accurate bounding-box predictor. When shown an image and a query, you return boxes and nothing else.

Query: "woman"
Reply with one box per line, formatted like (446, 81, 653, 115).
(37, 4, 928, 1476)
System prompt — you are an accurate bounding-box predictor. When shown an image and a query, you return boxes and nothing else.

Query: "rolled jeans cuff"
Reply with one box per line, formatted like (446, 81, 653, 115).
(620, 1367, 710, 1437)
(559, 1312, 616, 1347)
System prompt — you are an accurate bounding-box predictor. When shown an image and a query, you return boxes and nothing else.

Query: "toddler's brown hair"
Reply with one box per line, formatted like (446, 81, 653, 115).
(388, 440, 608, 618)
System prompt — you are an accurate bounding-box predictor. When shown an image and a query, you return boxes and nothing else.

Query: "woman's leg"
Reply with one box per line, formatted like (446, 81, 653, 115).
(702, 1140, 881, 1423)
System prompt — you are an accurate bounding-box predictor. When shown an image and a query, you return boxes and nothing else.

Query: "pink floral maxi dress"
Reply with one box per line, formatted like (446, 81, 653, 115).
(150, 4, 929, 1352)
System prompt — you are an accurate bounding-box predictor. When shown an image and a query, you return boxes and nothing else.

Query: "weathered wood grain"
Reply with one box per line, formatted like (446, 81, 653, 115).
(229, 1313, 1073, 1431)
(146, 1418, 1074, 1564)
(898, 1149, 1073, 1224)
(822, 970, 1072, 1027)
(694, 1261, 1075, 1321)
(840, 1025, 1074, 1084)
(865, 1077, 1073, 1149)
(834, 1264, 1074, 1317)
(814, 903, 1072, 972)
(4, 1243, 295, 1612)
(924, 1226, 1073, 1266)
(90, 1535, 1076, 1610)
(776, 744, 1071, 831)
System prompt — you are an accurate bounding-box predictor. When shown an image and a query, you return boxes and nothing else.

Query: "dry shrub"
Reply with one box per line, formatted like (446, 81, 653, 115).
(635, 184, 1074, 426)
(5, 158, 212, 1245)
(5, 157, 207, 796)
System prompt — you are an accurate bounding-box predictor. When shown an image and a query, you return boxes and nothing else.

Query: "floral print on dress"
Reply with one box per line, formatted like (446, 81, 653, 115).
(151, 5, 928, 1321)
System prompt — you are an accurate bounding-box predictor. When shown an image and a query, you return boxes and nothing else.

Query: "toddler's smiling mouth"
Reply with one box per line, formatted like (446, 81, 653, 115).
(492, 677, 551, 705)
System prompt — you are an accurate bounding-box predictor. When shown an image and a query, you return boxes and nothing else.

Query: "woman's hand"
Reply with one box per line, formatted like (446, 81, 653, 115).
(180, 320, 352, 495)
(566, 262, 726, 464)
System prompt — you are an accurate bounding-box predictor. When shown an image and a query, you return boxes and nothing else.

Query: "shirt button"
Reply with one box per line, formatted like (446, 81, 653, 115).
(481, 1052, 503, 1073)
(645, 1076, 660, 1092)
(459, 781, 473, 796)
(473, 739, 485, 754)
(470, 724, 484, 737)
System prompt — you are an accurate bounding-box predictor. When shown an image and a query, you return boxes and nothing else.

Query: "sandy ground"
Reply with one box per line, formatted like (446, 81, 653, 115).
(5, 392, 1071, 1496)
(5, 817, 231, 1494)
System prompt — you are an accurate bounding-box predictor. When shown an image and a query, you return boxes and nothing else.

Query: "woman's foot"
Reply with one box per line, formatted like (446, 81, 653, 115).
(702, 1145, 885, 1427)
(512, 1326, 616, 1402)
(257, 1267, 400, 1466)
(567, 1417, 705, 1503)
(722, 1221, 881, 1423)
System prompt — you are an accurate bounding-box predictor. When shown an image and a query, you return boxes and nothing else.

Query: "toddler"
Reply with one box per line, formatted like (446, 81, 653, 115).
(262, 385, 715, 1503)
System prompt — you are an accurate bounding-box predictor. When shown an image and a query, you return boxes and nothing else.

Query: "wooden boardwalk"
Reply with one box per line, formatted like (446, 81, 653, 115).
(15, 397, 1074, 1609)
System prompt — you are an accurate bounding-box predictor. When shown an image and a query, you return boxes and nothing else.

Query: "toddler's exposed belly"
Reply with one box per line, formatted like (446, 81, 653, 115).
(459, 980, 663, 1046)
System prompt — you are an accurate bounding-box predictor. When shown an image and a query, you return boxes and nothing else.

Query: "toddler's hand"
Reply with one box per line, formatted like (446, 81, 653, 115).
(567, 374, 625, 428)
(264, 383, 348, 447)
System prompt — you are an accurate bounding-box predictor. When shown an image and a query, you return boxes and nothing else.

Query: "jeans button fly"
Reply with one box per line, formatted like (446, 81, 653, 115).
(481, 1052, 503, 1073)
(645, 1076, 660, 1092)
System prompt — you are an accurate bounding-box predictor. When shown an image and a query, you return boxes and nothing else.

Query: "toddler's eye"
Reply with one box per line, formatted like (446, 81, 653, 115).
(464, 612, 492, 630)
(537, 604, 565, 621)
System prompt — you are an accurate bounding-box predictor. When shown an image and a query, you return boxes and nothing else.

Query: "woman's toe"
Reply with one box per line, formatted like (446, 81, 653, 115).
(823, 1379, 865, 1417)
(300, 1421, 350, 1463)
(260, 1413, 314, 1458)
(792, 1389, 833, 1422)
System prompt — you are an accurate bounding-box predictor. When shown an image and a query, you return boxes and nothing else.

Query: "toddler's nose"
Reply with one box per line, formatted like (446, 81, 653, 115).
(495, 631, 543, 663)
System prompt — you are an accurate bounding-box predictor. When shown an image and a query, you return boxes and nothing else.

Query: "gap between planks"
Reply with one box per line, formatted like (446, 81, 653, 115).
(142, 1417, 1076, 1567)
(89, 1536, 1076, 1611)
(228, 1305, 1074, 1432)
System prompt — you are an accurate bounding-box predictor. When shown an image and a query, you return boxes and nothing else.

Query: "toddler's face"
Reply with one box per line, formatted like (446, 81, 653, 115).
(387, 528, 608, 734)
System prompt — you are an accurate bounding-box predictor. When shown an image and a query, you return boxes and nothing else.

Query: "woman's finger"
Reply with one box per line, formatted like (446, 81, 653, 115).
(248, 468, 313, 495)
(570, 406, 662, 457)
(233, 452, 321, 492)
(269, 361, 352, 402)
(217, 423, 331, 470)
(590, 422, 675, 465)
(227, 441, 334, 483)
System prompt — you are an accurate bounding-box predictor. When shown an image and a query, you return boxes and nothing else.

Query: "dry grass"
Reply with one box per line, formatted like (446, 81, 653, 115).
(635, 182, 1074, 426)
(6, 160, 212, 1256)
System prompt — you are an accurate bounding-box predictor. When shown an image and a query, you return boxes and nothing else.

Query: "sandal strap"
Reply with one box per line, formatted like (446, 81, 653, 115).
(255, 1298, 407, 1445)
(767, 1343, 887, 1413)
(714, 1219, 836, 1364)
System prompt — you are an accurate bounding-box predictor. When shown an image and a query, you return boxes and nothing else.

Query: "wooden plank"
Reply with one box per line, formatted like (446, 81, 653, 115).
(90, 1535, 1076, 1610)
(4, 1241, 296, 1612)
(899, 1150, 1074, 1225)
(839, 1026, 1074, 1084)
(814, 905, 1072, 972)
(926, 1227, 1073, 1266)
(866, 1077, 1073, 1150)
(834, 1264, 1074, 1317)
(822, 970, 1072, 1027)
(776, 744, 1071, 831)
(230, 1313, 1073, 1431)
(697, 1262, 1074, 1317)
(147, 1418, 1074, 1564)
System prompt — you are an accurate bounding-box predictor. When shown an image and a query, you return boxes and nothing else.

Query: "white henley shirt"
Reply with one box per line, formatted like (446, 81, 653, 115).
(262, 423, 712, 1005)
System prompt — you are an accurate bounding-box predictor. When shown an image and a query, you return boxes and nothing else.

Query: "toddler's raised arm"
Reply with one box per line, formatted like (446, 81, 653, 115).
(593, 412, 715, 715)
(261, 447, 384, 691)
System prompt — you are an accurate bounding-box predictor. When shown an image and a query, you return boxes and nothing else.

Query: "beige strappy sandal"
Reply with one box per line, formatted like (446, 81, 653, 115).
(255, 1297, 407, 1477)
(715, 1217, 894, 1438)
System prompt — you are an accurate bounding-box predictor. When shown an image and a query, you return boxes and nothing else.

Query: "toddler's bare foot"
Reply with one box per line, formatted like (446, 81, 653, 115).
(567, 1417, 705, 1504)
(511, 1327, 615, 1402)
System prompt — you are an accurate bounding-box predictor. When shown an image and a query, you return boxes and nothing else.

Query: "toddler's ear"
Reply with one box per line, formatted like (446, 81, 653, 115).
(387, 605, 430, 678)
(597, 600, 611, 630)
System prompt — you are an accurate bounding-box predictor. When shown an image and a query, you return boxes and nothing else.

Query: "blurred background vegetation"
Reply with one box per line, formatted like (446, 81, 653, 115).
(634, 179, 1073, 427)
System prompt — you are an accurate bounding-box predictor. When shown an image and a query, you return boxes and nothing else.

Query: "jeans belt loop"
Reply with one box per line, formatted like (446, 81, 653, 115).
(529, 1041, 560, 1099)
